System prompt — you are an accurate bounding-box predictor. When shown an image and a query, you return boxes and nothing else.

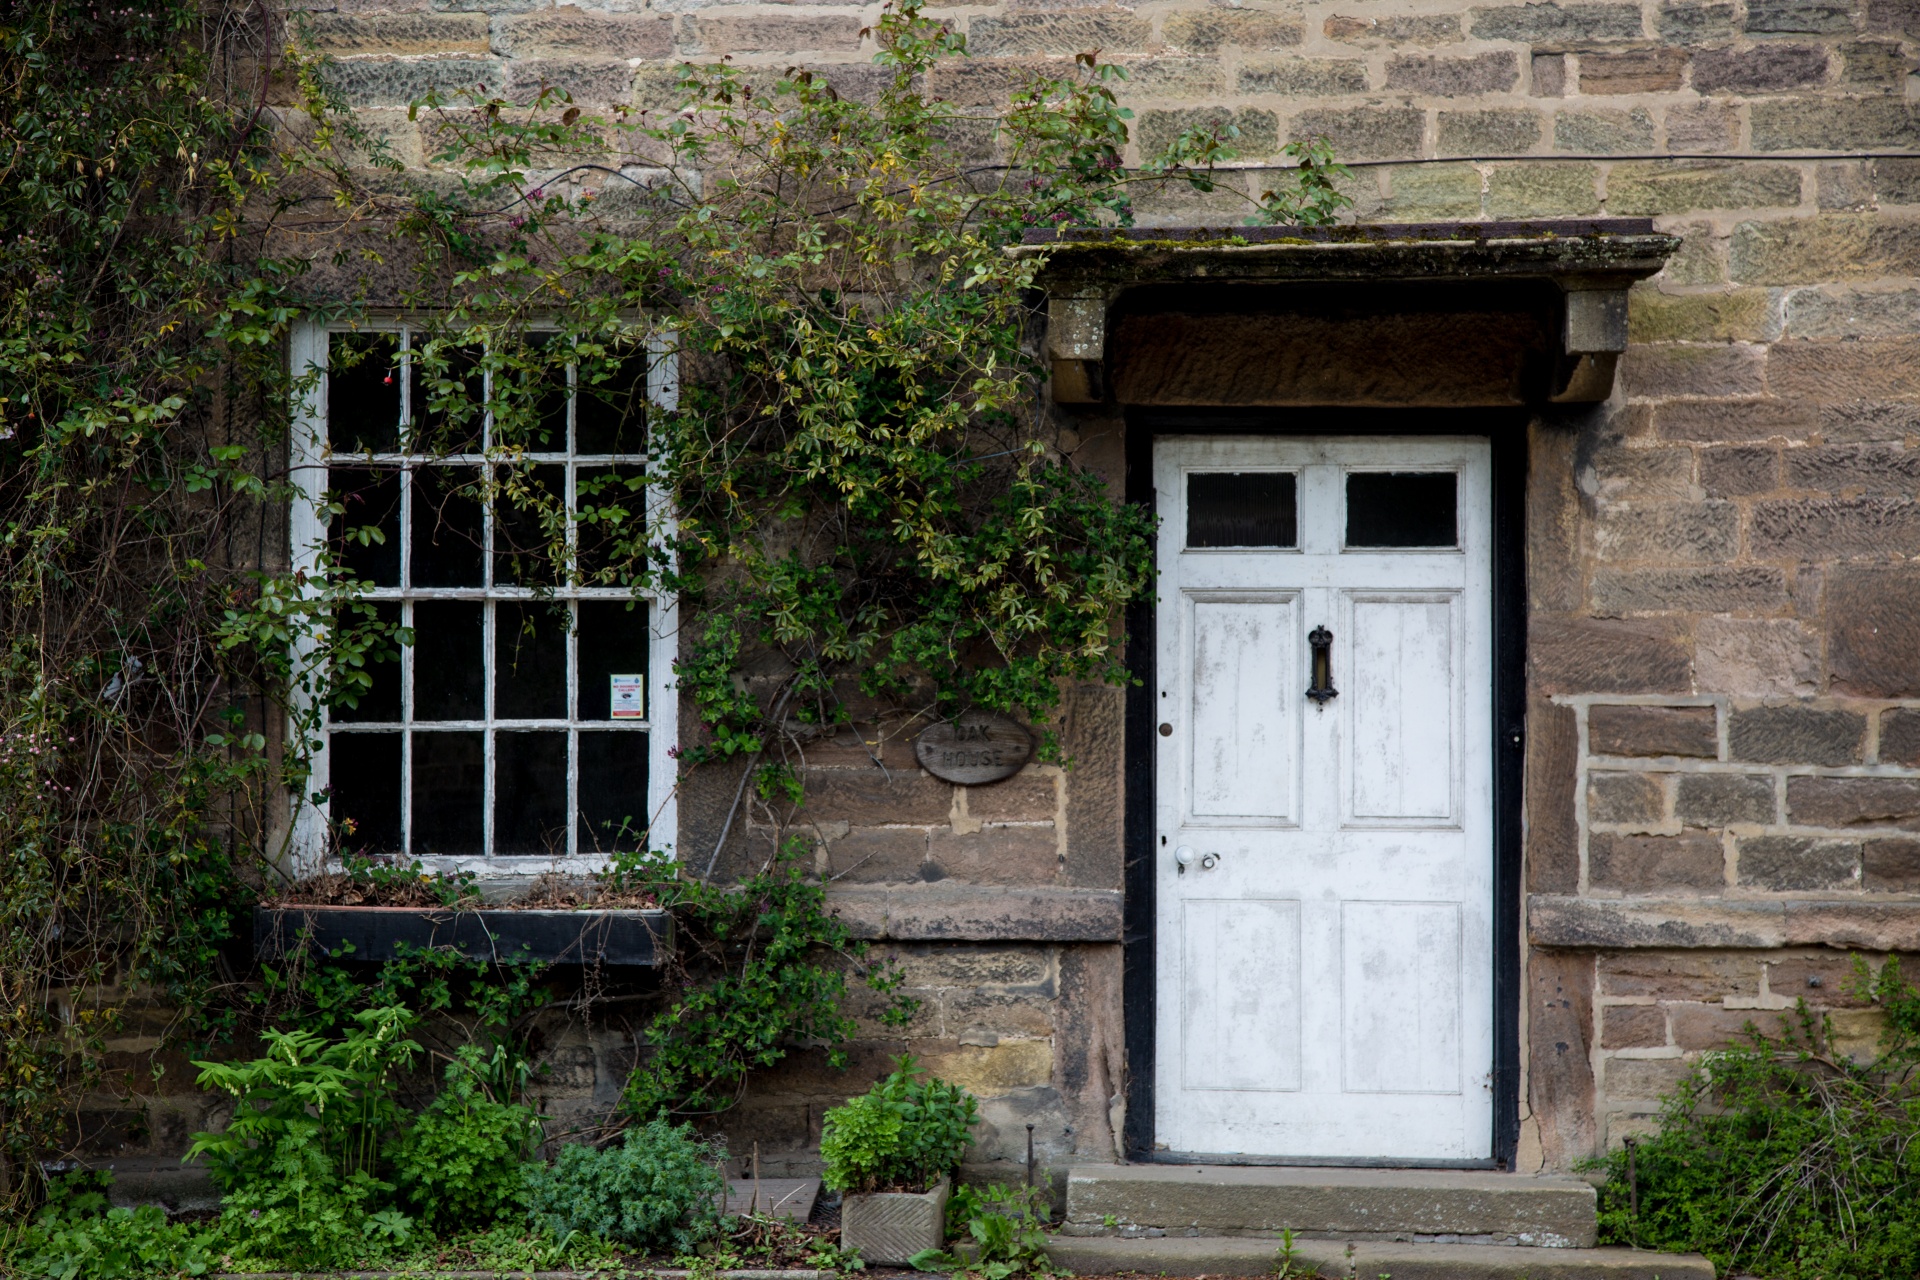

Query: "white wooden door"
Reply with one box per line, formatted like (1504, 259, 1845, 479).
(1153, 436, 1494, 1161)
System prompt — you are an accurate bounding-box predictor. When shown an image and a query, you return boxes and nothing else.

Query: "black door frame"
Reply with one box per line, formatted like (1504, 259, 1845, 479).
(1120, 407, 1528, 1169)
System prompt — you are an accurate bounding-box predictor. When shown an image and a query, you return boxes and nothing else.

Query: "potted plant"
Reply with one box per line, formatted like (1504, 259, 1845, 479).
(821, 1055, 978, 1265)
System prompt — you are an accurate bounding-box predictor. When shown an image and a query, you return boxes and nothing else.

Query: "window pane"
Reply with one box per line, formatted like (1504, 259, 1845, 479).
(411, 731, 484, 853)
(575, 349, 648, 454)
(411, 466, 485, 587)
(495, 601, 567, 720)
(495, 730, 568, 854)
(413, 600, 484, 721)
(1346, 472, 1458, 548)
(575, 465, 647, 584)
(577, 601, 649, 721)
(330, 732, 402, 855)
(578, 730, 647, 853)
(327, 333, 401, 453)
(408, 342, 485, 454)
(491, 463, 564, 588)
(1187, 472, 1297, 548)
(332, 601, 402, 724)
(329, 466, 401, 587)
(492, 333, 568, 453)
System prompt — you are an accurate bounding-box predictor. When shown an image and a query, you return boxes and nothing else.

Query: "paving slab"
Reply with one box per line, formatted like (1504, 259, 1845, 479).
(1065, 1165, 1598, 1248)
(1048, 1233, 1715, 1279)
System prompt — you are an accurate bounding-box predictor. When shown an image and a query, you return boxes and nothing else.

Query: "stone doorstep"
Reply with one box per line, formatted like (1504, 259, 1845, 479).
(1048, 1234, 1717, 1279)
(1065, 1165, 1599, 1249)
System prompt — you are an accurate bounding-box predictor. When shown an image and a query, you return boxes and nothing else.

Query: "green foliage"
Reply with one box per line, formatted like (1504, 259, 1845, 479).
(821, 1055, 978, 1195)
(910, 1183, 1061, 1279)
(618, 839, 918, 1119)
(389, 1044, 541, 1231)
(1587, 955, 1920, 1280)
(6, 1172, 214, 1280)
(522, 1120, 728, 1255)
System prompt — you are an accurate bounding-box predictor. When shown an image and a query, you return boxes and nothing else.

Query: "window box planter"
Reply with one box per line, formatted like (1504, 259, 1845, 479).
(840, 1176, 950, 1266)
(254, 904, 672, 966)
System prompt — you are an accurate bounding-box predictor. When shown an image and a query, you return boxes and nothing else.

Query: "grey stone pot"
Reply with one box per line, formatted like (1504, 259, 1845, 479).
(840, 1175, 951, 1266)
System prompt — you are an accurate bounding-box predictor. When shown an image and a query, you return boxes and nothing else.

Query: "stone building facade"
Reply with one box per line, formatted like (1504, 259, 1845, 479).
(82, 0, 1920, 1193)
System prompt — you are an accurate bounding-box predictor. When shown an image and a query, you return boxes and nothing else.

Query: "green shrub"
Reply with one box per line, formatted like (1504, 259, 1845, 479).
(522, 1120, 726, 1255)
(820, 1055, 977, 1195)
(6, 1173, 215, 1280)
(1587, 956, 1920, 1280)
(389, 1045, 541, 1231)
(911, 1182, 1059, 1279)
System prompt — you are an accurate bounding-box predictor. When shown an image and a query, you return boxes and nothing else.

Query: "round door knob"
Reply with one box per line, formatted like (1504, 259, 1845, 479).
(1174, 845, 1195, 869)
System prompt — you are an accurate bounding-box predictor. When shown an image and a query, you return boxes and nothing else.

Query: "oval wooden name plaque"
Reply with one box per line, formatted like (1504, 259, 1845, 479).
(915, 711, 1033, 785)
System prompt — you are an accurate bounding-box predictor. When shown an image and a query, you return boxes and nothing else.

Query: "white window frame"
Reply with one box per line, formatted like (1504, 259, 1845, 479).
(287, 319, 679, 878)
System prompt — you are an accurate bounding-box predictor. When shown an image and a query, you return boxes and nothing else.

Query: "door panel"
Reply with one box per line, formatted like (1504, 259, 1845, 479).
(1154, 436, 1493, 1162)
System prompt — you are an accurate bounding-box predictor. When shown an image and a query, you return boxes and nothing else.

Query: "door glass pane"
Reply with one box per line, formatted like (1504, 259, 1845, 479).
(578, 730, 647, 853)
(411, 466, 485, 586)
(411, 731, 484, 852)
(495, 730, 569, 854)
(1346, 472, 1457, 548)
(327, 333, 401, 453)
(329, 467, 402, 587)
(492, 463, 565, 588)
(1187, 472, 1297, 548)
(332, 601, 403, 724)
(495, 601, 568, 720)
(330, 731, 402, 854)
(575, 350, 648, 454)
(413, 600, 484, 720)
(577, 601, 649, 721)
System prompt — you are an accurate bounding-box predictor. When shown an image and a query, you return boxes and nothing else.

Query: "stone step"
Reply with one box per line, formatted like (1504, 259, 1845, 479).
(1064, 1164, 1599, 1248)
(1047, 1233, 1716, 1279)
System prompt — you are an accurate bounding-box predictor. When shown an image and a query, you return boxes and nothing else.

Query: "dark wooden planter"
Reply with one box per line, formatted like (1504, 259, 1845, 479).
(254, 904, 672, 966)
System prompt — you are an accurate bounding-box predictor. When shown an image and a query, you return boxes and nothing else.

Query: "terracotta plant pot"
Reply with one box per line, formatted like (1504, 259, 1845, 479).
(840, 1175, 951, 1266)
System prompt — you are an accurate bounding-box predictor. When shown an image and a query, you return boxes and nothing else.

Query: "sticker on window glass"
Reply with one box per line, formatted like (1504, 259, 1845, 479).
(609, 675, 646, 719)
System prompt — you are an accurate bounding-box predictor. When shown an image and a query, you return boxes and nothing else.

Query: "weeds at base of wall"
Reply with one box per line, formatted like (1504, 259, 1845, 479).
(1585, 955, 1920, 1280)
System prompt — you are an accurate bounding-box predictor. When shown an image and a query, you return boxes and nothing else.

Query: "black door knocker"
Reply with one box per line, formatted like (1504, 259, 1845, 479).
(1307, 625, 1338, 705)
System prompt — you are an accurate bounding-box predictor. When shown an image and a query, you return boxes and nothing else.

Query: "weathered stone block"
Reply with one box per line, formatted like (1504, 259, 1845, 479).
(1533, 51, 1569, 95)
(1864, 836, 1920, 888)
(918, 1040, 1054, 1093)
(1324, 13, 1464, 44)
(1609, 162, 1803, 216)
(1696, 618, 1821, 699)
(497, 10, 673, 59)
(799, 770, 953, 824)
(1236, 59, 1369, 96)
(1656, 398, 1814, 442)
(306, 14, 493, 56)
(1869, 0, 1920, 33)
(1739, 835, 1864, 889)
(1603, 1056, 1693, 1101)
(1289, 106, 1425, 159)
(1108, 57, 1228, 100)
(1580, 47, 1689, 93)
(1581, 442, 1694, 500)
(1788, 775, 1920, 828)
(1590, 704, 1719, 758)
(1590, 771, 1669, 825)
(968, 774, 1057, 823)
(1162, 10, 1303, 53)
(1750, 496, 1920, 559)
(1698, 445, 1781, 496)
(1439, 108, 1544, 156)
(1771, 339, 1920, 400)
(1600, 1004, 1668, 1048)
(1665, 101, 1740, 152)
(1666, 1002, 1761, 1051)
(1880, 708, 1920, 766)
(1677, 773, 1777, 826)
(1592, 566, 1789, 616)
(1657, 0, 1742, 38)
(1598, 950, 1757, 1000)
(1730, 705, 1866, 766)
(1590, 831, 1727, 891)
(1533, 618, 1692, 694)
(1621, 344, 1767, 400)
(1384, 164, 1484, 218)
(693, 14, 865, 54)
(1487, 161, 1601, 214)
(1766, 952, 1880, 1004)
(824, 826, 933, 883)
(1840, 39, 1911, 88)
(322, 57, 505, 109)
(927, 825, 1060, 885)
(1785, 442, 1920, 492)
(1385, 52, 1519, 95)
(1751, 98, 1920, 151)
(1138, 107, 1279, 159)
(1528, 950, 1597, 1168)
(1555, 108, 1654, 153)
(1529, 700, 1582, 892)
(1593, 500, 1740, 562)
(1789, 284, 1920, 336)
(1469, 2, 1646, 41)
(1692, 44, 1831, 93)
(886, 943, 1054, 989)
(503, 58, 634, 106)
(1745, 0, 1860, 31)
(1820, 160, 1872, 209)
